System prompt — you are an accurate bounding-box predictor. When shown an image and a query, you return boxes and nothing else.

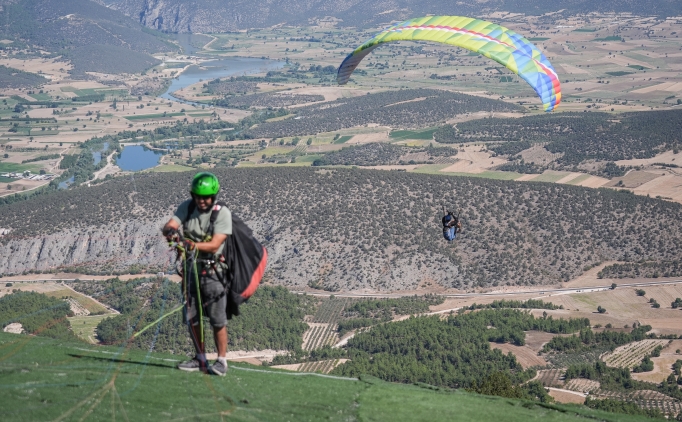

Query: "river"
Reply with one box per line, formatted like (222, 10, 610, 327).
(160, 35, 284, 104)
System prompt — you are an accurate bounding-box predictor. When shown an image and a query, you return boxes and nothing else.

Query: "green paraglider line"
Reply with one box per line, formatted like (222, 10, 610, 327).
(131, 304, 184, 339)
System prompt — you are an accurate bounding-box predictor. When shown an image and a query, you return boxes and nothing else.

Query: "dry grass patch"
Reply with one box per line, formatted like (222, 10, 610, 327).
(548, 388, 586, 404)
(605, 171, 661, 188)
(489, 342, 547, 369)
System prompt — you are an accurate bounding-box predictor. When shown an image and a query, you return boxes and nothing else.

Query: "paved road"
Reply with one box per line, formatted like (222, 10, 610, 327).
(292, 279, 682, 299)
(6, 277, 682, 301)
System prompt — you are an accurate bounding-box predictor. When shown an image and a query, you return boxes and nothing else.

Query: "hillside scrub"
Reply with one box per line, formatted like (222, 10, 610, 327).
(2, 168, 682, 290)
(244, 89, 522, 138)
(434, 110, 682, 166)
(598, 260, 682, 279)
(0, 0, 173, 74)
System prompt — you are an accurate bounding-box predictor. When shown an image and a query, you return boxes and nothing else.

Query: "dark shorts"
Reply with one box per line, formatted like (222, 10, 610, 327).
(183, 262, 227, 328)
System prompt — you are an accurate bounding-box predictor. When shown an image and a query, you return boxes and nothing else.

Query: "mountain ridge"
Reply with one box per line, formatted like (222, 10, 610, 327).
(100, 0, 682, 33)
(2, 167, 681, 291)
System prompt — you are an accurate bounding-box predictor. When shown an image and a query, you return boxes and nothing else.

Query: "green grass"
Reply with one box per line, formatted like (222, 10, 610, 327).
(390, 127, 438, 141)
(565, 174, 591, 185)
(29, 93, 51, 101)
(528, 37, 550, 42)
(593, 36, 622, 42)
(574, 28, 597, 32)
(148, 164, 194, 172)
(627, 65, 649, 71)
(292, 154, 322, 164)
(410, 166, 527, 182)
(333, 135, 353, 144)
(606, 71, 634, 77)
(41, 288, 108, 314)
(68, 314, 111, 344)
(529, 172, 571, 183)
(124, 112, 184, 121)
(0, 333, 655, 422)
(0, 162, 35, 173)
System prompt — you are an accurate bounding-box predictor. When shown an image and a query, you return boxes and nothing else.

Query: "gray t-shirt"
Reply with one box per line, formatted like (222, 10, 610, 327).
(171, 199, 232, 261)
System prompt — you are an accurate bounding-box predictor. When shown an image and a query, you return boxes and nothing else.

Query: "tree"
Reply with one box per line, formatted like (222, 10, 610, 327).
(597, 306, 606, 314)
(636, 289, 646, 296)
(610, 283, 617, 290)
(306, 138, 313, 145)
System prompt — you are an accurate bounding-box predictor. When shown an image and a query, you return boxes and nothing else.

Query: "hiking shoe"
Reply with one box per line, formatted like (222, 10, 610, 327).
(178, 357, 208, 373)
(209, 360, 228, 376)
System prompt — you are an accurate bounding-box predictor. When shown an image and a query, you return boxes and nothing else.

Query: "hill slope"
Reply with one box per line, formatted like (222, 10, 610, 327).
(0, 332, 657, 421)
(0, 0, 173, 74)
(101, 0, 682, 32)
(1, 168, 682, 290)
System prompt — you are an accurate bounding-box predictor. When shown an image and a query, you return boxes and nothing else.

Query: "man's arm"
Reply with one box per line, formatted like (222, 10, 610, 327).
(162, 219, 181, 239)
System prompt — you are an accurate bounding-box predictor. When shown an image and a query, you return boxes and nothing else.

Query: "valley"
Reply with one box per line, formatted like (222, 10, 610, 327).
(1, 1, 682, 420)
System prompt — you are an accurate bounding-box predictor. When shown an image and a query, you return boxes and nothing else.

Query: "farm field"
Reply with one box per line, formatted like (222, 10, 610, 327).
(0, 282, 110, 315)
(602, 339, 670, 369)
(489, 342, 547, 369)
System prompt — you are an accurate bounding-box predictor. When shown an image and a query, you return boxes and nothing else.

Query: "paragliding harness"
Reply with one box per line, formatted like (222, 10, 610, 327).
(442, 206, 460, 242)
(181, 200, 268, 320)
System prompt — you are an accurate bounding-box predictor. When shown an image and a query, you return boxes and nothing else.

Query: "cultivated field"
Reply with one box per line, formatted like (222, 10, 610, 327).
(603, 339, 671, 369)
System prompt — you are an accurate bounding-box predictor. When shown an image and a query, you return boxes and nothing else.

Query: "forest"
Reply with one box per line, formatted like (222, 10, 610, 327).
(331, 309, 590, 387)
(0, 291, 77, 341)
(2, 167, 682, 290)
(71, 278, 314, 354)
(433, 110, 682, 166)
(542, 324, 653, 354)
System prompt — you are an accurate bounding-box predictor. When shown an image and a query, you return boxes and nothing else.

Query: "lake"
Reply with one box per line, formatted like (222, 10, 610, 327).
(159, 57, 284, 103)
(117, 146, 164, 172)
(92, 142, 109, 166)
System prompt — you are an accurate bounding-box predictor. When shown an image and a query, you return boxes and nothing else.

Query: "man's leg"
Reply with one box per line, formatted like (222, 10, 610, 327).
(214, 325, 227, 358)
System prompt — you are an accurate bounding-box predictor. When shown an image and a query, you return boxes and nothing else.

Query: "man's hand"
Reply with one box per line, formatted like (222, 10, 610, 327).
(163, 227, 179, 242)
(183, 239, 196, 251)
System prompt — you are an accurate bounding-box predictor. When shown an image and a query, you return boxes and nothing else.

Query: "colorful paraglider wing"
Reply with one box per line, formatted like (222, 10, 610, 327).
(337, 16, 561, 111)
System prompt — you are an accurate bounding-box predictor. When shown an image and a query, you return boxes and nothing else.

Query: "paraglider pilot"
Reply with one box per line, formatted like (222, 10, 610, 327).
(442, 209, 462, 242)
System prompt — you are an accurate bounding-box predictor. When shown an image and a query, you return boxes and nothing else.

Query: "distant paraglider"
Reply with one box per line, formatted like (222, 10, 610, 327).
(337, 16, 561, 111)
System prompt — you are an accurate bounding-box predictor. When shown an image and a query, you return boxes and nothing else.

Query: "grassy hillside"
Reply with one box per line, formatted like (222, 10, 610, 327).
(0, 332, 660, 421)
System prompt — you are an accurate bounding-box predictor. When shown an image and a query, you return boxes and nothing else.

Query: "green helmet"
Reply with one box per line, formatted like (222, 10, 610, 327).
(190, 172, 220, 196)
